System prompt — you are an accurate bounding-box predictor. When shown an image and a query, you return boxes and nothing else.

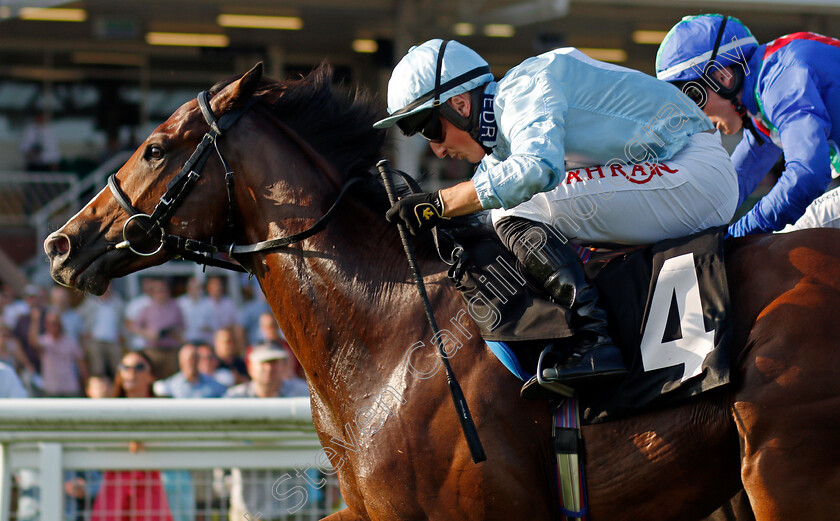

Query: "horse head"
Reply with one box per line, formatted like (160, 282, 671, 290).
(44, 63, 266, 295)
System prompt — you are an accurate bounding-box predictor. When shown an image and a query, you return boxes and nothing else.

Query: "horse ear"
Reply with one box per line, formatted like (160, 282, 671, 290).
(238, 62, 263, 99)
(213, 62, 263, 113)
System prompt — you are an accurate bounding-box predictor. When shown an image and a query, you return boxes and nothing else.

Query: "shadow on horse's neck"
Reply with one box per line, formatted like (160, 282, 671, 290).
(248, 159, 454, 402)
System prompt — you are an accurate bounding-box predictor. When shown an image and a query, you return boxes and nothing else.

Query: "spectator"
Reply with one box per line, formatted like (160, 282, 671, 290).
(2, 284, 29, 328)
(238, 282, 270, 346)
(196, 343, 234, 388)
(78, 285, 126, 378)
(13, 284, 46, 376)
(85, 375, 112, 399)
(158, 338, 229, 521)
(67, 378, 107, 521)
(92, 351, 176, 521)
(124, 277, 156, 351)
(201, 276, 243, 344)
(212, 327, 248, 385)
(225, 344, 310, 521)
(279, 352, 308, 397)
(255, 311, 284, 345)
(129, 279, 184, 379)
(112, 352, 195, 521)
(225, 344, 308, 399)
(112, 351, 155, 398)
(176, 276, 211, 345)
(28, 309, 87, 397)
(255, 313, 303, 379)
(0, 323, 32, 376)
(0, 361, 27, 397)
(153, 343, 227, 398)
(7, 366, 36, 521)
(65, 470, 101, 521)
(48, 286, 84, 343)
(19, 113, 61, 172)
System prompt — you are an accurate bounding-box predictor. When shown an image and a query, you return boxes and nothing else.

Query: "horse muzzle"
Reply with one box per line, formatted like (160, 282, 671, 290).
(44, 231, 79, 287)
(44, 231, 111, 295)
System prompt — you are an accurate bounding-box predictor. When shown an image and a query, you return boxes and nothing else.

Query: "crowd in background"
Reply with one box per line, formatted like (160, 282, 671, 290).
(0, 274, 307, 401)
(0, 274, 325, 521)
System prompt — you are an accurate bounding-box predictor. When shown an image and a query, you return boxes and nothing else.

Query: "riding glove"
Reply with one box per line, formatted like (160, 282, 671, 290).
(385, 191, 449, 235)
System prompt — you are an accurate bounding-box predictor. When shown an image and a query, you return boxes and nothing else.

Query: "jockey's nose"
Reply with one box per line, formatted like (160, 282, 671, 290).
(430, 142, 447, 159)
(44, 232, 71, 261)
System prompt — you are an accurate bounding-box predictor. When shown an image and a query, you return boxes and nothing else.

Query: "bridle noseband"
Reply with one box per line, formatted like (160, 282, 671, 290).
(107, 90, 362, 273)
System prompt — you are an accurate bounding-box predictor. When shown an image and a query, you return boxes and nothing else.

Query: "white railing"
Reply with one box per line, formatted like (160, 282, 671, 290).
(30, 151, 133, 246)
(0, 398, 333, 521)
(29, 152, 133, 229)
(0, 171, 79, 229)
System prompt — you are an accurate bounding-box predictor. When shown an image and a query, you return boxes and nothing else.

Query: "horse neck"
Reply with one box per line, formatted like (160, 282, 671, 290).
(244, 171, 452, 405)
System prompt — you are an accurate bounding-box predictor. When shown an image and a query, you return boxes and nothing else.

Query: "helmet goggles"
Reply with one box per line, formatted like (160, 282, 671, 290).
(396, 108, 445, 143)
(674, 81, 708, 109)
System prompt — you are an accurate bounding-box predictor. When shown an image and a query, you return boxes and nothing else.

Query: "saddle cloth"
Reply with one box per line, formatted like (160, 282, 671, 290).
(442, 220, 732, 424)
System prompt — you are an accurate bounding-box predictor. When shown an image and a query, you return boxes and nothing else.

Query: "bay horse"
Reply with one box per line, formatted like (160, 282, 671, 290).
(44, 63, 840, 521)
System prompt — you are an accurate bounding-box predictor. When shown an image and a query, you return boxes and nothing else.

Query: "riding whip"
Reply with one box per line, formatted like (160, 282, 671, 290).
(377, 159, 486, 464)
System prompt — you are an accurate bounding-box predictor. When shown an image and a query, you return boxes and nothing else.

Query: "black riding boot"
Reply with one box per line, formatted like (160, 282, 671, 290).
(497, 217, 627, 386)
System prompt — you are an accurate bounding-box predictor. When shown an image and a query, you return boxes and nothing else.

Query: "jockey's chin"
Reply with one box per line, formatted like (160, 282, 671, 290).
(702, 93, 744, 135)
(708, 114, 744, 135)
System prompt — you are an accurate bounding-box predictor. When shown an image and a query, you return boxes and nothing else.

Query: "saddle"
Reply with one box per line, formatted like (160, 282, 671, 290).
(436, 213, 733, 424)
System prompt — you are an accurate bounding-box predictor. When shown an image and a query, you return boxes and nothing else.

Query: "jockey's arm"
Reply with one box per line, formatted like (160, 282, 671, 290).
(440, 180, 484, 217)
(730, 65, 833, 235)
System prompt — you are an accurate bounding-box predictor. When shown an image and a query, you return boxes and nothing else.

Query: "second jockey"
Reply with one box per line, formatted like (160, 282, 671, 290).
(657, 14, 840, 235)
(374, 39, 738, 387)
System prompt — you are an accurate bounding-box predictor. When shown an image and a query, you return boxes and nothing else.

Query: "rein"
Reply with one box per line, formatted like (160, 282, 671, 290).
(107, 90, 362, 273)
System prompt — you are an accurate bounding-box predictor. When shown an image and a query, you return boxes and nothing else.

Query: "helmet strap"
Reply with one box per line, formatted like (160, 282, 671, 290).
(703, 16, 763, 143)
(430, 39, 490, 145)
(702, 16, 745, 100)
(438, 86, 485, 141)
(731, 96, 765, 145)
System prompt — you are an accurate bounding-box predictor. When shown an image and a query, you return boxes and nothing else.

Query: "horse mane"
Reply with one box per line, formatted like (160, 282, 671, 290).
(210, 63, 405, 214)
(210, 64, 438, 257)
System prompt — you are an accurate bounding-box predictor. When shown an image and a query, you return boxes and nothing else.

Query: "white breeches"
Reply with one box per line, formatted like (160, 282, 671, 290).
(491, 131, 738, 245)
(783, 185, 840, 232)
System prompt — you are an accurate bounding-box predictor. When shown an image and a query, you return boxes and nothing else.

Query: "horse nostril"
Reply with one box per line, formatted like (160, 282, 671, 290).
(44, 233, 71, 258)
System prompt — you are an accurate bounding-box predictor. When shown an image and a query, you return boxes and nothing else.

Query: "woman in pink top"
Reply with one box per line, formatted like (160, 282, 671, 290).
(91, 351, 174, 521)
(28, 309, 87, 397)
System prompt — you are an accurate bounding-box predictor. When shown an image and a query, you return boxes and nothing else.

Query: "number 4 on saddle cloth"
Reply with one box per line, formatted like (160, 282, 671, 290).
(438, 216, 732, 425)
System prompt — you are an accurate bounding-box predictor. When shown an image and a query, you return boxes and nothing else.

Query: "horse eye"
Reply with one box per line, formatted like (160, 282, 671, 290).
(147, 145, 165, 160)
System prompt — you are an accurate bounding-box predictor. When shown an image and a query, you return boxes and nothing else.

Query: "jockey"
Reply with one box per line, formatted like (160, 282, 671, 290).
(374, 39, 737, 387)
(656, 14, 840, 235)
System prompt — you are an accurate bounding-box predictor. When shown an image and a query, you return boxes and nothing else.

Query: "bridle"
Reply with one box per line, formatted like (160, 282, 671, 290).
(107, 90, 362, 273)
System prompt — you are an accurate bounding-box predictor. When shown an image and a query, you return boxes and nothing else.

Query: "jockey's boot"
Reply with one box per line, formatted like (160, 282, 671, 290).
(521, 239, 628, 387)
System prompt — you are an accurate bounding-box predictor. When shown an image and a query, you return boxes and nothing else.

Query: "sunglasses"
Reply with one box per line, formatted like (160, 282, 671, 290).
(673, 81, 708, 110)
(118, 362, 149, 372)
(396, 108, 445, 143)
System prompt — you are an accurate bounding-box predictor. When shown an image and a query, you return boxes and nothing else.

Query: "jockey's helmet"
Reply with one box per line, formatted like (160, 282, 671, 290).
(656, 14, 758, 105)
(373, 39, 493, 142)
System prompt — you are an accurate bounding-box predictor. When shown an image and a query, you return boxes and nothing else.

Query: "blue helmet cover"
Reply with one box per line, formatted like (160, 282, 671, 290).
(656, 14, 758, 82)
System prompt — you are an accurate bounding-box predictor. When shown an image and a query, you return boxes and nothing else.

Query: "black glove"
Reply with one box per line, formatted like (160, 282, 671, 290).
(385, 191, 449, 235)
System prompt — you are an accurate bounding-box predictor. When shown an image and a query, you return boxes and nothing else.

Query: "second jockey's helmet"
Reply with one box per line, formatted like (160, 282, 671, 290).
(657, 14, 765, 143)
(373, 39, 493, 139)
(655, 14, 758, 85)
